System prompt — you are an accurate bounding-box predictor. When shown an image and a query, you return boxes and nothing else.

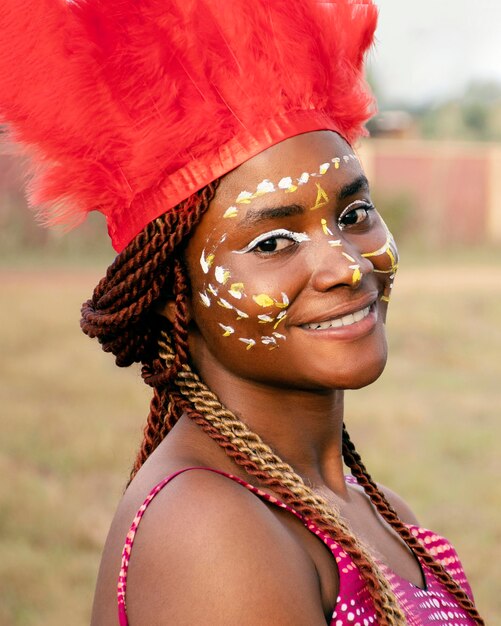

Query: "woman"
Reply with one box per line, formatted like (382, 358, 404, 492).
(0, 0, 484, 624)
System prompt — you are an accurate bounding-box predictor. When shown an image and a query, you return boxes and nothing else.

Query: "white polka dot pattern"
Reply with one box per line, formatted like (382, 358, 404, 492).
(117, 468, 478, 626)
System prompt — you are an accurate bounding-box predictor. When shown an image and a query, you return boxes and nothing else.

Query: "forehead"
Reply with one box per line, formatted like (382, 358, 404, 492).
(189, 130, 366, 247)
(213, 130, 363, 212)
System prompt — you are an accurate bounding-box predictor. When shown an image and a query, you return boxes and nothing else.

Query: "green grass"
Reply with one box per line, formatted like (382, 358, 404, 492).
(1, 250, 500, 625)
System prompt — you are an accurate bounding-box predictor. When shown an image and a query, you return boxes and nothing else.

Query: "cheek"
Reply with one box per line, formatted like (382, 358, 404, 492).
(359, 218, 399, 302)
(192, 251, 294, 354)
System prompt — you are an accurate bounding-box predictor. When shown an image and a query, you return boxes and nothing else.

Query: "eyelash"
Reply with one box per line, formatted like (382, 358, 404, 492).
(338, 200, 375, 230)
(234, 229, 310, 255)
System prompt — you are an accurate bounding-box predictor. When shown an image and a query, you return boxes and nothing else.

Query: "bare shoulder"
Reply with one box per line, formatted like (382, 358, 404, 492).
(111, 468, 328, 625)
(376, 481, 420, 526)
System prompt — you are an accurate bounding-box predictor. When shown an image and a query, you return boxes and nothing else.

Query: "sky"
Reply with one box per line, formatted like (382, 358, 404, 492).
(368, 0, 501, 106)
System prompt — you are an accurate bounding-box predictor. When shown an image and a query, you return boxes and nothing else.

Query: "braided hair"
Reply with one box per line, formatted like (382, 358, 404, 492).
(81, 182, 484, 626)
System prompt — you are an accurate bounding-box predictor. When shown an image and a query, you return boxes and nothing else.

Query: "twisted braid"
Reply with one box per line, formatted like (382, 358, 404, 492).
(342, 427, 485, 625)
(80, 182, 219, 474)
(157, 332, 407, 625)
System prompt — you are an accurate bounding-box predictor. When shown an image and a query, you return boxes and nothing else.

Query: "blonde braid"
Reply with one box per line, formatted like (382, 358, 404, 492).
(158, 332, 407, 625)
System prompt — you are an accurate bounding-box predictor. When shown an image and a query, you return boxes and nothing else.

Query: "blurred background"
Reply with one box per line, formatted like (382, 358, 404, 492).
(1, 1, 500, 624)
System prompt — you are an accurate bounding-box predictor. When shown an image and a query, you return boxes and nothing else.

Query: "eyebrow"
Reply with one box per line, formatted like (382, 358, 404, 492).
(239, 203, 305, 226)
(237, 174, 370, 226)
(338, 175, 370, 200)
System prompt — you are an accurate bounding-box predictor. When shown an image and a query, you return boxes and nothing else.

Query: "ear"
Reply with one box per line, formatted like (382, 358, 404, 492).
(155, 298, 193, 324)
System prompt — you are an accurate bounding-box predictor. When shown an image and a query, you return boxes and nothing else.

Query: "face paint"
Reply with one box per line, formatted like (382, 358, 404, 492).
(342, 252, 356, 263)
(321, 218, 334, 236)
(261, 335, 279, 350)
(220, 152, 359, 222)
(361, 223, 399, 301)
(258, 314, 274, 324)
(310, 183, 329, 211)
(200, 249, 215, 273)
(252, 293, 275, 307)
(273, 310, 287, 329)
(215, 266, 231, 284)
(199, 291, 211, 307)
(278, 177, 298, 193)
(255, 179, 275, 195)
(233, 229, 310, 255)
(239, 338, 256, 350)
(228, 282, 245, 299)
(196, 149, 374, 353)
(219, 323, 235, 336)
(223, 206, 238, 219)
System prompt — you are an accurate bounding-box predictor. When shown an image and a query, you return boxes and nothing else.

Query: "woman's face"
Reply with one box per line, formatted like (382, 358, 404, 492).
(183, 131, 398, 391)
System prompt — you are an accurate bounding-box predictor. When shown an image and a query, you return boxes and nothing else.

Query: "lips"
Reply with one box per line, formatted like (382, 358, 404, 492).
(295, 292, 378, 329)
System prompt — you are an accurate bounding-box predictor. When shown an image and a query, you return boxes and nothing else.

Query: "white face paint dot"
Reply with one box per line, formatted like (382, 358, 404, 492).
(199, 292, 211, 307)
(215, 266, 231, 285)
(236, 190, 254, 203)
(255, 179, 275, 195)
(278, 176, 293, 189)
(223, 206, 238, 219)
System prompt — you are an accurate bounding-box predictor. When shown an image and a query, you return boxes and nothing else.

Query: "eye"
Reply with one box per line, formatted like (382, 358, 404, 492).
(338, 201, 375, 230)
(254, 236, 296, 253)
(234, 229, 310, 255)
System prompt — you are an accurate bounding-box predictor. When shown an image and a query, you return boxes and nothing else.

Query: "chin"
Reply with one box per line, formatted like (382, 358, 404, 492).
(297, 343, 389, 391)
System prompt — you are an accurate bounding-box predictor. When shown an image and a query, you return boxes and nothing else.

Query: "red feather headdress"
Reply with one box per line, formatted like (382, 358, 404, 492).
(0, 0, 377, 252)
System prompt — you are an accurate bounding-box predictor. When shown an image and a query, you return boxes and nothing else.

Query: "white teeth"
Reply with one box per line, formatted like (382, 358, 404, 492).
(342, 313, 355, 326)
(302, 306, 371, 330)
(353, 309, 365, 322)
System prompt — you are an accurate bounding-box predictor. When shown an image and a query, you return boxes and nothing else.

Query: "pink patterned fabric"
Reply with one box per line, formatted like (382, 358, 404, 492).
(117, 467, 476, 625)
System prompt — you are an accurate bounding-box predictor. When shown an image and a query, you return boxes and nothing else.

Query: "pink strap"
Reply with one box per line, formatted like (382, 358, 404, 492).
(117, 466, 338, 625)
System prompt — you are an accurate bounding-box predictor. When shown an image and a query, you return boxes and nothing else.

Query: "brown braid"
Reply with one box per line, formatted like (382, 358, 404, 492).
(81, 182, 220, 474)
(155, 323, 406, 624)
(342, 427, 485, 625)
(82, 184, 484, 625)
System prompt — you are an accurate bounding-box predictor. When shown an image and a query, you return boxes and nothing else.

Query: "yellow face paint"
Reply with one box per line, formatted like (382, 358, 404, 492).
(273, 292, 289, 309)
(215, 266, 231, 285)
(253, 293, 275, 308)
(310, 183, 329, 211)
(219, 323, 235, 337)
(228, 282, 245, 299)
(350, 265, 362, 286)
(273, 311, 287, 329)
(360, 224, 399, 301)
(217, 298, 233, 309)
(239, 338, 256, 350)
(200, 249, 216, 274)
(223, 206, 238, 219)
(321, 218, 334, 236)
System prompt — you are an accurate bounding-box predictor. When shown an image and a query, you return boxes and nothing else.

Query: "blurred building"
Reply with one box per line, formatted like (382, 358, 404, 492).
(359, 138, 501, 245)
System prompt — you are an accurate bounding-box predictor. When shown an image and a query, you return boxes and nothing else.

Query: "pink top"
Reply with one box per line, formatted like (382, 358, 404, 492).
(117, 467, 476, 625)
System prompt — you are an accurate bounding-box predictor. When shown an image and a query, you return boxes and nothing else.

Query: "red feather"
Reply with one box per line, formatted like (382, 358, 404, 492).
(0, 0, 378, 251)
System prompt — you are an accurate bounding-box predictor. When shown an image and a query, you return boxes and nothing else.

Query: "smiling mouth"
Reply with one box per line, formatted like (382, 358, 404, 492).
(301, 304, 373, 330)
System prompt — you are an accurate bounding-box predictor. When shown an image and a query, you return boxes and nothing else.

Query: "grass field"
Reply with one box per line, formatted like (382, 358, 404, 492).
(1, 249, 500, 625)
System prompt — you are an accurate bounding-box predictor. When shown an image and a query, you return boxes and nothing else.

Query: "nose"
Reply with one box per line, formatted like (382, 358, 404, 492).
(309, 235, 374, 292)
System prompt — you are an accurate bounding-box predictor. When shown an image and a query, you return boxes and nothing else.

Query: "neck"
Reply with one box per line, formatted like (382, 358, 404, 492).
(195, 354, 348, 494)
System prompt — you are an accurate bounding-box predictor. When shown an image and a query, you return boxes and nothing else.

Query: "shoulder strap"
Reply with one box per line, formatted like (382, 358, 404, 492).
(117, 466, 338, 625)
